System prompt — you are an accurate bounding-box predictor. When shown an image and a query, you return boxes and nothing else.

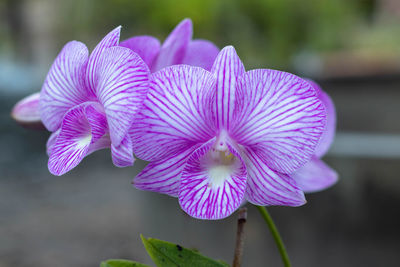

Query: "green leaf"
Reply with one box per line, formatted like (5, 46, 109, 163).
(100, 259, 151, 267)
(141, 235, 228, 267)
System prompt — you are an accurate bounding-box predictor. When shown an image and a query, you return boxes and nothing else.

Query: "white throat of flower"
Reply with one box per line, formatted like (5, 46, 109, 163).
(76, 133, 92, 148)
(202, 131, 238, 189)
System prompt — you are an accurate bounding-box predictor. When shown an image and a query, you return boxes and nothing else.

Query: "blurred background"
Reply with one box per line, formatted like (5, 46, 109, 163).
(1, 0, 400, 266)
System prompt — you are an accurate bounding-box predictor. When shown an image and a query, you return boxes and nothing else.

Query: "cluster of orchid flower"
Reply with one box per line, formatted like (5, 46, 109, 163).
(12, 19, 337, 220)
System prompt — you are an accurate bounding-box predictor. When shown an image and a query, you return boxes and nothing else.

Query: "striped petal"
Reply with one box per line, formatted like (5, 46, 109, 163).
(46, 121, 110, 156)
(133, 146, 199, 197)
(48, 102, 108, 176)
(292, 157, 338, 193)
(88, 46, 149, 146)
(11, 92, 45, 130)
(232, 69, 326, 174)
(152, 18, 192, 72)
(244, 148, 306, 206)
(120, 35, 161, 69)
(86, 26, 121, 94)
(132, 65, 215, 161)
(40, 41, 90, 131)
(179, 139, 247, 220)
(307, 80, 336, 158)
(182, 39, 219, 71)
(46, 129, 60, 156)
(111, 134, 135, 167)
(211, 46, 245, 130)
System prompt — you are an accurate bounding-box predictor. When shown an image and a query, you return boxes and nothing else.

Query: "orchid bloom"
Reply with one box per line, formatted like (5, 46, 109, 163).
(41, 27, 149, 175)
(120, 18, 219, 72)
(12, 18, 219, 129)
(292, 80, 338, 192)
(131, 46, 327, 220)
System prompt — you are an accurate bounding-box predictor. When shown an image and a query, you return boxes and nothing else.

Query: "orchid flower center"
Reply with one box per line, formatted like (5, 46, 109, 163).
(202, 131, 239, 189)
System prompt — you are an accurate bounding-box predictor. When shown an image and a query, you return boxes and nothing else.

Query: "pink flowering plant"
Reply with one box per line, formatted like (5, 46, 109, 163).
(12, 19, 338, 267)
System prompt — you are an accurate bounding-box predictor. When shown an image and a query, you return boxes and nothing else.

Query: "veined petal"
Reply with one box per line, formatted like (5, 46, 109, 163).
(179, 139, 247, 220)
(47, 122, 110, 157)
(86, 26, 121, 94)
(111, 134, 135, 167)
(87, 134, 111, 155)
(133, 146, 199, 197)
(11, 92, 45, 130)
(46, 129, 60, 156)
(89, 46, 149, 146)
(120, 35, 161, 68)
(292, 157, 338, 193)
(48, 102, 108, 176)
(152, 18, 192, 72)
(182, 39, 219, 71)
(40, 41, 90, 131)
(307, 80, 336, 158)
(232, 69, 326, 174)
(211, 46, 245, 130)
(244, 148, 306, 206)
(132, 65, 215, 161)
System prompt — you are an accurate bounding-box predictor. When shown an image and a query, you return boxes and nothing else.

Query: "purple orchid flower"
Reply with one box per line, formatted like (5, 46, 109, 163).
(11, 19, 219, 129)
(120, 18, 219, 72)
(41, 27, 150, 176)
(131, 46, 327, 220)
(291, 80, 338, 192)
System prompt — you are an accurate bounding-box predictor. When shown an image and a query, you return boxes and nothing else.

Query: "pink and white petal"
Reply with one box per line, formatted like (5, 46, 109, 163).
(182, 39, 219, 71)
(232, 70, 326, 174)
(179, 139, 247, 220)
(46, 129, 60, 156)
(120, 35, 161, 69)
(84, 103, 108, 142)
(40, 41, 90, 131)
(87, 134, 111, 155)
(132, 65, 216, 162)
(306, 80, 336, 158)
(111, 134, 135, 167)
(152, 18, 192, 72)
(90, 46, 149, 146)
(291, 157, 338, 193)
(133, 145, 199, 197)
(244, 148, 306, 206)
(211, 46, 245, 130)
(12, 92, 45, 130)
(48, 102, 108, 176)
(86, 26, 121, 94)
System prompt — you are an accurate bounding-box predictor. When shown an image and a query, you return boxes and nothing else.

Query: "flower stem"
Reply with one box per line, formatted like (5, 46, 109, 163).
(255, 206, 291, 267)
(232, 207, 247, 267)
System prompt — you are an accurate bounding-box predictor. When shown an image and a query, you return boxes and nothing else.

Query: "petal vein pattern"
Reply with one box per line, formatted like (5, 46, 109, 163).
(90, 46, 149, 146)
(132, 65, 215, 161)
(243, 148, 306, 206)
(133, 146, 200, 197)
(86, 26, 121, 94)
(40, 41, 90, 131)
(232, 69, 326, 174)
(48, 102, 108, 176)
(179, 139, 247, 220)
(211, 46, 245, 130)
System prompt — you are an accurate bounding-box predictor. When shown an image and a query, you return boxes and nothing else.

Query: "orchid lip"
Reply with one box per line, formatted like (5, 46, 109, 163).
(204, 137, 239, 189)
(206, 151, 237, 189)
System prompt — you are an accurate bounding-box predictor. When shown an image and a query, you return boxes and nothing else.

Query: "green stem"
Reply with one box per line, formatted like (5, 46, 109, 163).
(255, 206, 291, 267)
